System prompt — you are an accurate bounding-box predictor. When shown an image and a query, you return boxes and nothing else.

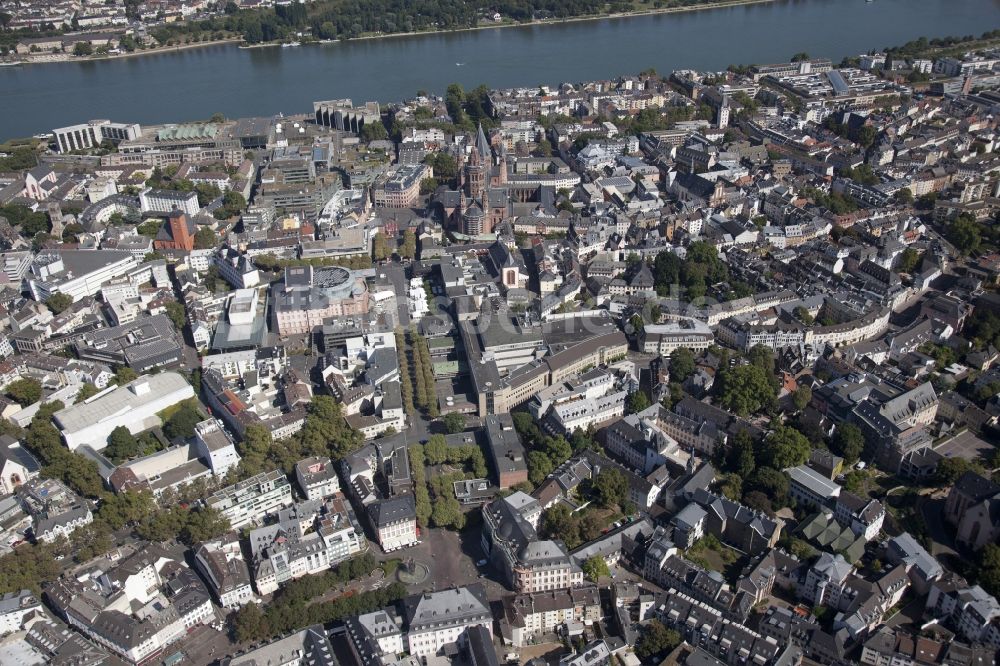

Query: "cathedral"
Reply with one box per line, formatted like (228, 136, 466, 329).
(440, 124, 512, 236)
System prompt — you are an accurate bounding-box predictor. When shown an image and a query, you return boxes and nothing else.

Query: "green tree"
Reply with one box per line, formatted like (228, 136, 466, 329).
(856, 125, 877, 147)
(540, 504, 578, 547)
(105, 425, 140, 462)
(423, 152, 458, 182)
(430, 494, 464, 529)
(298, 395, 363, 461)
(442, 412, 466, 434)
(194, 226, 218, 250)
(533, 139, 553, 157)
(163, 402, 202, 440)
(45, 293, 73, 314)
(948, 213, 982, 255)
(419, 177, 439, 194)
(832, 423, 865, 464)
(842, 469, 868, 494)
(233, 601, 269, 643)
(716, 365, 777, 416)
(978, 543, 1000, 597)
(625, 390, 651, 415)
(668, 348, 696, 382)
(592, 468, 628, 508)
(6, 378, 42, 407)
(73, 42, 93, 56)
(400, 230, 417, 260)
(792, 386, 812, 412)
(936, 457, 986, 485)
(542, 436, 572, 467)
(113, 366, 138, 386)
(317, 21, 336, 39)
(215, 190, 247, 219)
(761, 425, 811, 469)
(0, 543, 61, 594)
(527, 450, 554, 486)
(97, 489, 155, 530)
(743, 490, 773, 514)
(894, 187, 914, 205)
(409, 444, 432, 527)
(164, 301, 186, 330)
(897, 247, 922, 273)
(70, 521, 114, 562)
(582, 555, 609, 582)
(793, 306, 814, 324)
(423, 434, 447, 465)
(728, 430, 756, 478)
(746, 466, 790, 504)
(635, 620, 682, 661)
(718, 472, 742, 500)
(76, 383, 100, 402)
(360, 121, 388, 142)
(372, 232, 391, 261)
(182, 506, 231, 543)
(747, 344, 776, 373)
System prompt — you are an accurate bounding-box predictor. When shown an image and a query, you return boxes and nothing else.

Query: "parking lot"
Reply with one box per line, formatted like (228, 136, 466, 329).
(935, 429, 994, 462)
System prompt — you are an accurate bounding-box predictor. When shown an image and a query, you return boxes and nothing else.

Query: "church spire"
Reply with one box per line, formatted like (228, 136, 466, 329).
(475, 122, 491, 164)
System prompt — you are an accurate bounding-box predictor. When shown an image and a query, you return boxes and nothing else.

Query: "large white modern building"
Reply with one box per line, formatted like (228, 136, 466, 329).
(27, 250, 139, 303)
(52, 373, 196, 451)
(52, 120, 141, 153)
(138, 187, 200, 217)
(640, 319, 715, 355)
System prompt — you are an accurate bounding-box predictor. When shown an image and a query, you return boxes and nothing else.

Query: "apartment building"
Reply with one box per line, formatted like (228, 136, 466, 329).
(206, 469, 294, 530)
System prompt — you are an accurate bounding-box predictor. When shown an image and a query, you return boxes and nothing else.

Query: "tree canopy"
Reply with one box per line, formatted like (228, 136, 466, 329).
(948, 213, 982, 255)
(442, 412, 466, 434)
(194, 226, 218, 250)
(832, 423, 865, 464)
(163, 401, 203, 440)
(6, 378, 41, 407)
(625, 390, 651, 415)
(715, 364, 777, 416)
(582, 555, 609, 582)
(592, 468, 628, 508)
(636, 620, 682, 661)
(668, 348, 696, 383)
(761, 425, 811, 469)
(45, 292, 73, 314)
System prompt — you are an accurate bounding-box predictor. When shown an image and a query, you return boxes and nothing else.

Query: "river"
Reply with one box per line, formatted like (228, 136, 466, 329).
(1, 0, 998, 140)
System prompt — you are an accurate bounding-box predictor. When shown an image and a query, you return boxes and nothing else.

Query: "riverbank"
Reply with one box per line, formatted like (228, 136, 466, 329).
(340, 0, 779, 44)
(6, 0, 776, 66)
(4, 37, 243, 66)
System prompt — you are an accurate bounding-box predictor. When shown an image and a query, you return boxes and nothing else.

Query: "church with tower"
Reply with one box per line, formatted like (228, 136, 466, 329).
(439, 124, 512, 236)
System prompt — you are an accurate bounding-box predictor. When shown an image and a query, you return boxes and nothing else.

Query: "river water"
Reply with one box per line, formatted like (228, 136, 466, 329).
(1, 0, 998, 140)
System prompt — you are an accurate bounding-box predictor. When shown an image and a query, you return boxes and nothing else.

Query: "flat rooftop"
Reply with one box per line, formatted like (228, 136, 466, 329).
(53, 372, 192, 434)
